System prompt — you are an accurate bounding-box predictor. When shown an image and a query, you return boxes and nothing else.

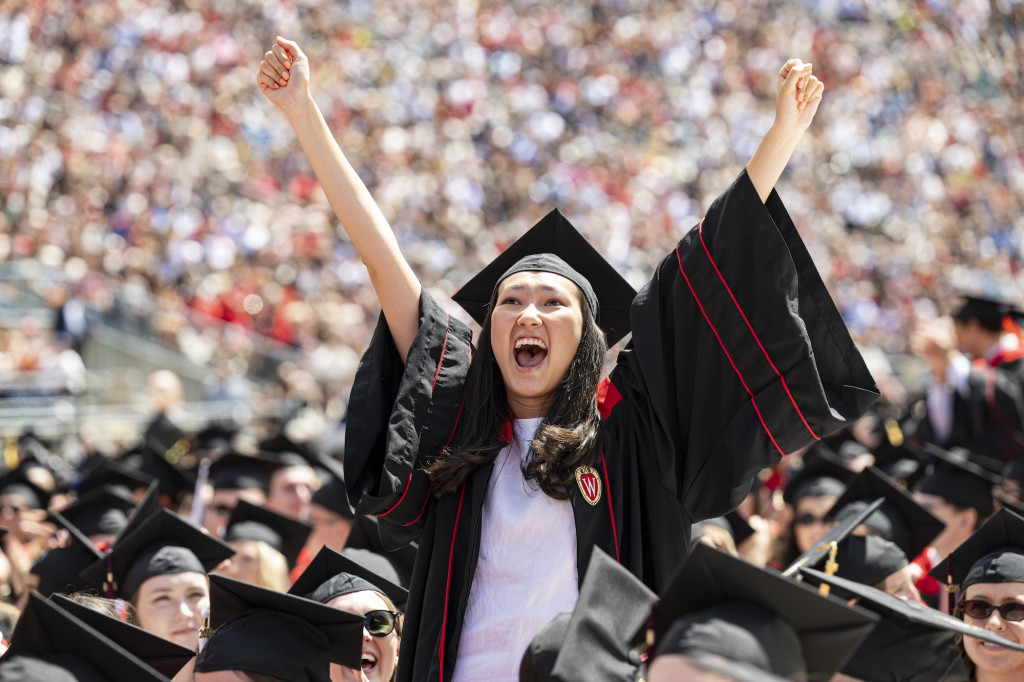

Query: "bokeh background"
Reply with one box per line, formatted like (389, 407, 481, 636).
(1, 0, 1022, 462)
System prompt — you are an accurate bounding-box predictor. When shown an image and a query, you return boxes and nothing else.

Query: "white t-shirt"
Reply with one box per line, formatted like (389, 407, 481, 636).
(451, 418, 579, 682)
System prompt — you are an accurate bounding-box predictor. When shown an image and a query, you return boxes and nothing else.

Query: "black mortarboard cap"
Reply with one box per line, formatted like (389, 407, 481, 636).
(49, 594, 195, 680)
(198, 574, 364, 675)
(310, 454, 354, 520)
(930, 507, 1024, 593)
(452, 209, 636, 345)
(31, 511, 105, 597)
(782, 446, 855, 506)
(52, 488, 135, 538)
(0, 464, 52, 510)
(644, 543, 877, 679)
(801, 566, 1024, 652)
(119, 446, 195, 502)
(804, 533, 908, 588)
(193, 423, 236, 454)
(783, 497, 885, 577)
(289, 545, 408, 610)
(143, 413, 186, 457)
(223, 499, 312, 568)
(76, 458, 156, 500)
(529, 547, 653, 682)
(208, 452, 281, 493)
(826, 466, 944, 559)
(953, 293, 1023, 330)
(1, 592, 171, 682)
(258, 432, 319, 464)
(917, 444, 998, 516)
(80, 508, 235, 599)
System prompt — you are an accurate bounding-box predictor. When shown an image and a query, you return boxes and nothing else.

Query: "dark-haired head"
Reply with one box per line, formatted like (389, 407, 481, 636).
(428, 270, 607, 498)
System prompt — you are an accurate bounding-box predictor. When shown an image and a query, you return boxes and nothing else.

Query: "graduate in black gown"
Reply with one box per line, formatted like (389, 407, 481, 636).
(257, 41, 879, 682)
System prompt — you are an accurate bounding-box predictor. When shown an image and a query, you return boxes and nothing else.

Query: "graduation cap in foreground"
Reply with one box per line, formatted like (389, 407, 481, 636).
(452, 208, 637, 346)
(30, 511, 105, 598)
(52, 488, 135, 538)
(802, 564, 1022, 681)
(289, 546, 409, 611)
(49, 594, 195, 680)
(917, 443, 999, 517)
(826, 466, 944, 560)
(521, 547, 653, 682)
(642, 543, 877, 682)
(223, 500, 312, 568)
(930, 507, 1024, 594)
(197, 574, 365, 678)
(0, 592, 172, 682)
(80, 508, 235, 599)
(783, 496, 885, 577)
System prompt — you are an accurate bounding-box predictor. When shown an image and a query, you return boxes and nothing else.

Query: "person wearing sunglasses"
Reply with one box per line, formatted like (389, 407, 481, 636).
(290, 547, 409, 682)
(931, 508, 1024, 681)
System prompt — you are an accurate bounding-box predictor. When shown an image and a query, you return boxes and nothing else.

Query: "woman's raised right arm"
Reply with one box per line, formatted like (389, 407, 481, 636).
(257, 37, 420, 362)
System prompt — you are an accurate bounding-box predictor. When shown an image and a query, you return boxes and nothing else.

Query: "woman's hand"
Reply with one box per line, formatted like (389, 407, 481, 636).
(257, 36, 311, 117)
(774, 59, 824, 138)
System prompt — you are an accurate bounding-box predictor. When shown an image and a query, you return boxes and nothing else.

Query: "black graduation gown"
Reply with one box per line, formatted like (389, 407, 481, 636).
(918, 356, 1024, 467)
(344, 170, 880, 682)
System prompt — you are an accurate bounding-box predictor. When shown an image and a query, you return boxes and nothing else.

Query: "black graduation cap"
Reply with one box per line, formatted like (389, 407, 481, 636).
(522, 547, 653, 682)
(642, 543, 877, 680)
(193, 423, 237, 454)
(344, 516, 417, 587)
(783, 496, 885, 577)
(801, 532, 908, 589)
(826, 466, 944, 560)
(451, 208, 637, 346)
(52, 488, 135, 538)
(782, 445, 855, 506)
(917, 443, 999, 516)
(310, 454, 354, 520)
(223, 499, 312, 568)
(1, 592, 172, 682)
(119, 446, 195, 502)
(0, 464, 53, 510)
(49, 594, 195, 680)
(289, 545, 409, 611)
(258, 431, 319, 466)
(30, 511, 105, 598)
(75, 458, 156, 500)
(208, 452, 280, 493)
(798, 565, 1024, 675)
(930, 507, 1024, 594)
(80, 508, 235, 599)
(142, 413, 187, 457)
(692, 511, 755, 549)
(952, 293, 1023, 329)
(198, 574, 365, 676)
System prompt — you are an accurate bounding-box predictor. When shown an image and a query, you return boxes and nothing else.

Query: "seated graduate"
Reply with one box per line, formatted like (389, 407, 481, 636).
(258, 38, 879, 682)
(289, 546, 407, 682)
(194, 573, 364, 682)
(212, 500, 311, 592)
(79, 507, 235, 682)
(931, 508, 1024, 682)
(0, 591, 192, 682)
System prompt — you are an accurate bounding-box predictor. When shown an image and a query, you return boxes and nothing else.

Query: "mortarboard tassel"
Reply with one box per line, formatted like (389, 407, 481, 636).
(103, 553, 118, 599)
(884, 418, 904, 447)
(197, 606, 212, 654)
(819, 541, 839, 597)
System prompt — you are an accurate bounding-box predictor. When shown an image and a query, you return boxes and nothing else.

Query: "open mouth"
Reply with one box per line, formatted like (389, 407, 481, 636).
(361, 652, 378, 674)
(514, 337, 548, 368)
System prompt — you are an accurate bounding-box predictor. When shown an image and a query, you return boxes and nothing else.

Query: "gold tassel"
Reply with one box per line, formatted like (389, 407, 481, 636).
(819, 542, 839, 597)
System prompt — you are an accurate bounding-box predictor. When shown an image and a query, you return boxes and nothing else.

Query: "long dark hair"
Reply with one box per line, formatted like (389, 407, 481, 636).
(426, 281, 607, 498)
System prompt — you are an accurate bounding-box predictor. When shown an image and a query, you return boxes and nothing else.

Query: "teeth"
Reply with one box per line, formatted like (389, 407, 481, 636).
(515, 338, 547, 350)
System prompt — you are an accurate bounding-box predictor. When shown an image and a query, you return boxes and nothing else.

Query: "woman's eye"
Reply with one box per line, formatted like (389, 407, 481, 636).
(545, 299, 565, 307)
(500, 297, 520, 305)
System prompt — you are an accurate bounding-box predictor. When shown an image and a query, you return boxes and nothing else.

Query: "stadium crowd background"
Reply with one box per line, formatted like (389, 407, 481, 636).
(1, 0, 1023, 449)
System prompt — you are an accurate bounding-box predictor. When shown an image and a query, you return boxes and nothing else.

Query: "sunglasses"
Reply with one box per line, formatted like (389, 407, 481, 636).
(364, 610, 401, 637)
(793, 513, 828, 526)
(962, 599, 1024, 622)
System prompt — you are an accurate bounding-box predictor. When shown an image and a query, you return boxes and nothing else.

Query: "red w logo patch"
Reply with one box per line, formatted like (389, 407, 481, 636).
(574, 465, 602, 506)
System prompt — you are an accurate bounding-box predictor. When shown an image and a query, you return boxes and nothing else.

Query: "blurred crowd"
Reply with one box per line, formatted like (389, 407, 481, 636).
(2, 0, 1024, 426)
